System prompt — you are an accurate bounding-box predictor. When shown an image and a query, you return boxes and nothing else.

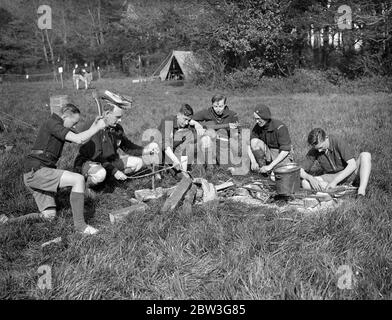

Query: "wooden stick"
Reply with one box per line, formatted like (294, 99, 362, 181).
(215, 181, 235, 191)
(92, 90, 102, 116)
(152, 164, 155, 191)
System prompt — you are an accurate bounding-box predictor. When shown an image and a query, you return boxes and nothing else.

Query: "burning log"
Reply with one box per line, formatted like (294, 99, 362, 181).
(215, 181, 235, 191)
(180, 184, 198, 216)
(161, 176, 193, 213)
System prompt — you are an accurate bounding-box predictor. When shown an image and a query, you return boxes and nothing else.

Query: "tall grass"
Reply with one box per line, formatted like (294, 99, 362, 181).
(0, 78, 391, 299)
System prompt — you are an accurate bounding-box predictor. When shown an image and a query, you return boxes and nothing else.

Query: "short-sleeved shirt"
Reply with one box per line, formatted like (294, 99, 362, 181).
(192, 107, 238, 134)
(158, 115, 195, 151)
(24, 113, 70, 173)
(301, 135, 356, 174)
(250, 119, 292, 152)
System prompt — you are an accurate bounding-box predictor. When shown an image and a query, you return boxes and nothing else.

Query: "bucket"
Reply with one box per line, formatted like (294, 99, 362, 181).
(273, 163, 301, 195)
(49, 95, 68, 115)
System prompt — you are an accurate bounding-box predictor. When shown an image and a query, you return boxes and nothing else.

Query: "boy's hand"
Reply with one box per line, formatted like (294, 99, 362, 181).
(250, 161, 260, 171)
(114, 170, 127, 181)
(260, 165, 273, 173)
(194, 123, 206, 136)
(172, 158, 182, 170)
(93, 116, 107, 130)
(229, 122, 239, 129)
(309, 176, 324, 191)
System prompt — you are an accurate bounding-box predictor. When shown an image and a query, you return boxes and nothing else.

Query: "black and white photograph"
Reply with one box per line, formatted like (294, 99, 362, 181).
(0, 0, 391, 304)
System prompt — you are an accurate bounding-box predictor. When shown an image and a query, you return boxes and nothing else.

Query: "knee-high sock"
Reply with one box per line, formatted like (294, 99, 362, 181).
(70, 192, 87, 231)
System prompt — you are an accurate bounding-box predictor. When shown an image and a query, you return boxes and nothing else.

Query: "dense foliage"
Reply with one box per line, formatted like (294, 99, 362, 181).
(0, 0, 391, 80)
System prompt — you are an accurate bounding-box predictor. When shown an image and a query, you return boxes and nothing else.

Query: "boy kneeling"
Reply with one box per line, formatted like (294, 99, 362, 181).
(23, 104, 107, 235)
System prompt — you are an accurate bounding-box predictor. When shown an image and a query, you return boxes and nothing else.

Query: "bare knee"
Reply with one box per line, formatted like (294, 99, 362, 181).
(251, 138, 264, 151)
(200, 136, 213, 150)
(360, 152, 371, 162)
(301, 179, 311, 190)
(73, 173, 85, 188)
(134, 158, 143, 172)
(126, 157, 144, 172)
(89, 166, 107, 185)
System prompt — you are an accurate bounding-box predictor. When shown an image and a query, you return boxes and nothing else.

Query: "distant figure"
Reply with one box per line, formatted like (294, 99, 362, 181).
(82, 62, 92, 89)
(72, 64, 87, 90)
(300, 128, 372, 198)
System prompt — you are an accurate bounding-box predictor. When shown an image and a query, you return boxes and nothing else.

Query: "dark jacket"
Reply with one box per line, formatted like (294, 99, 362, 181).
(74, 122, 143, 175)
(192, 106, 238, 134)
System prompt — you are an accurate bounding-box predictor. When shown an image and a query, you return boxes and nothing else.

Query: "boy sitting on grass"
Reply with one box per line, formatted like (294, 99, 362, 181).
(300, 128, 372, 197)
(157, 103, 205, 177)
(23, 104, 107, 235)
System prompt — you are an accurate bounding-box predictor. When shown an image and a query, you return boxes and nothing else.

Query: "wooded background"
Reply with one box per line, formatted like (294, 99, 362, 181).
(0, 0, 391, 81)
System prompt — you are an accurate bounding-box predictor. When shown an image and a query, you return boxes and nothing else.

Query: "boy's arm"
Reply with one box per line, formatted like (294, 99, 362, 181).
(164, 147, 181, 169)
(65, 117, 106, 145)
(326, 138, 357, 189)
(120, 135, 144, 156)
(189, 119, 205, 135)
(261, 150, 290, 172)
(326, 159, 357, 189)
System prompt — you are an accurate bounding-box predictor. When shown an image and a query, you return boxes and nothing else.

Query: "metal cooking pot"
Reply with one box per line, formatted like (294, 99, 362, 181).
(273, 163, 301, 195)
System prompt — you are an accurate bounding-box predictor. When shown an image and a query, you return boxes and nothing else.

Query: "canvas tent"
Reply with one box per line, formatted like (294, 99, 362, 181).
(153, 51, 200, 81)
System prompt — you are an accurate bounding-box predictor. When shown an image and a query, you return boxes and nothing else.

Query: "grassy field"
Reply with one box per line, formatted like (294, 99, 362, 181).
(0, 78, 391, 300)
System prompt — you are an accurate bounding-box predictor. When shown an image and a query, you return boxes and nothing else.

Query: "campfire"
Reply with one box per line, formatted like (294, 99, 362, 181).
(108, 173, 358, 223)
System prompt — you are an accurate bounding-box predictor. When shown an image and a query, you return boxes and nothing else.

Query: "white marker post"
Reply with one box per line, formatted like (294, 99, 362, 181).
(97, 66, 101, 80)
(58, 66, 64, 89)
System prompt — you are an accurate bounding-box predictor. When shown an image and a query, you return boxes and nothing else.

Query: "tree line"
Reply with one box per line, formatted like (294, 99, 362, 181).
(0, 0, 391, 80)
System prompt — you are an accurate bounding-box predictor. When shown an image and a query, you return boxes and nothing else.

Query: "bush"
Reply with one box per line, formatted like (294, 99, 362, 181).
(224, 67, 264, 90)
(190, 50, 226, 88)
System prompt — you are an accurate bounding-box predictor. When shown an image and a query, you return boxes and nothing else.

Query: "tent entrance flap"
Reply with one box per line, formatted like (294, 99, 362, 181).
(152, 51, 201, 81)
(166, 57, 184, 80)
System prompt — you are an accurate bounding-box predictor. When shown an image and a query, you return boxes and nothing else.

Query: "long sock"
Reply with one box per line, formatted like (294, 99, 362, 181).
(70, 192, 87, 232)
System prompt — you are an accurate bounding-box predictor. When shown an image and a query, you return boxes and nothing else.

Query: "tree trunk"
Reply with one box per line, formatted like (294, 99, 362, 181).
(97, 0, 105, 45)
(88, 8, 100, 47)
(62, 0, 67, 45)
(44, 29, 57, 81)
(40, 31, 49, 64)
